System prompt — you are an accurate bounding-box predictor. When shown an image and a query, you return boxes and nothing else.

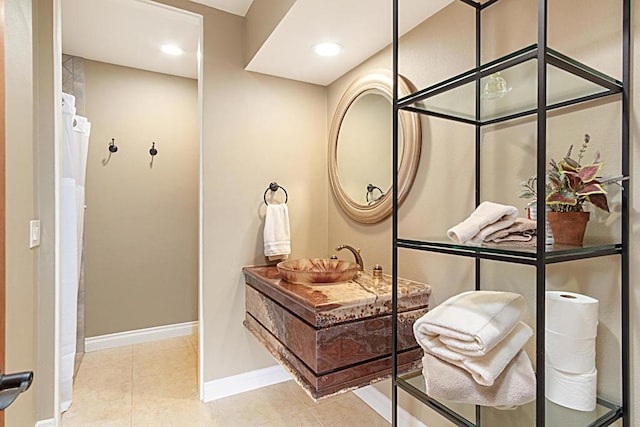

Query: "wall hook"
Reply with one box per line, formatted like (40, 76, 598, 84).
(103, 138, 118, 166)
(149, 142, 158, 168)
(109, 138, 118, 153)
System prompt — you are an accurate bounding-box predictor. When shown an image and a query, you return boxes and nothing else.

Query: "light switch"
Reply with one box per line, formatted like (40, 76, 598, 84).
(30, 220, 40, 248)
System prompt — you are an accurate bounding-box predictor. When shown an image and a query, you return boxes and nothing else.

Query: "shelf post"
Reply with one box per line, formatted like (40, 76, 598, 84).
(621, 0, 630, 425)
(391, 0, 399, 426)
(474, 3, 482, 425)
(535, 0, 548, 426)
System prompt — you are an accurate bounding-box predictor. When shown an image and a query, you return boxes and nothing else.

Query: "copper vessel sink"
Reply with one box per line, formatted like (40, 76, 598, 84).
(277, 258, 359, 285)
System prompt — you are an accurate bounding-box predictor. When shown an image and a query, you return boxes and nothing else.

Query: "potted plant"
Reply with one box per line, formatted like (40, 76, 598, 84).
(519, 134, 627, 245)
(544, 134, 626, 245)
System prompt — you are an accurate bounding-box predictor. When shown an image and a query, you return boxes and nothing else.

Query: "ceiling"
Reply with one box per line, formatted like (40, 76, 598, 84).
(62, 0, 201, 79)
(246, 0, 453, 86)
(62, 0, 453, 86)
(187, 0, 254, 16)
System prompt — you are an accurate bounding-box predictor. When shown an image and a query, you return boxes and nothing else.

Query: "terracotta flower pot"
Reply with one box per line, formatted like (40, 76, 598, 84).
(547, 211, 590, 246)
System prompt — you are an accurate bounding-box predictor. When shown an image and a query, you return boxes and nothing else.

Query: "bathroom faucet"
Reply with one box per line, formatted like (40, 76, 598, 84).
(336, 245, 364, 270)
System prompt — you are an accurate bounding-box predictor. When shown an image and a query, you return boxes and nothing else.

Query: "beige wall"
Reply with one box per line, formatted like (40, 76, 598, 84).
(4, 0, 38, 425)
(82, 60, 199, 336)
(328, 0, 636, 425)
(154, 0, 329, 382)
(35, 0, 57, 420)
(244, 0, 296, 67)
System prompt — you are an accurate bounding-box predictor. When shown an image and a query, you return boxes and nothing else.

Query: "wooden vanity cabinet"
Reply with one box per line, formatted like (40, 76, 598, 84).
(243, 265, 430, 400)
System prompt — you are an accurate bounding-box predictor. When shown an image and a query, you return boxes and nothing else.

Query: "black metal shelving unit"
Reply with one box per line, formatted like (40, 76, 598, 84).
(390, 1, 630, 426)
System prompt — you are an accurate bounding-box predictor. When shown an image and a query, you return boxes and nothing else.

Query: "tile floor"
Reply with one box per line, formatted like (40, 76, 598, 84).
(61, 334, 390, 426)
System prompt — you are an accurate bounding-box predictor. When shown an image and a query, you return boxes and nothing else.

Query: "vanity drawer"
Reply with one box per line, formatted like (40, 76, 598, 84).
(244, 313, 423, 400)
(245, 284, 426, 374)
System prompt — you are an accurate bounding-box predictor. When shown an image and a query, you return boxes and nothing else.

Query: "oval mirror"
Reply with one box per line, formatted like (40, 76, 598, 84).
(328, 71, 421, 223)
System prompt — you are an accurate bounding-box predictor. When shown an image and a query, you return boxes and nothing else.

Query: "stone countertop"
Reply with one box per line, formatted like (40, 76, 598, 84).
(243, 265, 431, 328)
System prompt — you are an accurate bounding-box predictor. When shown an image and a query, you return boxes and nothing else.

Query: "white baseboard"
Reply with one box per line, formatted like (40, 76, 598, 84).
(354, 385, 427, 427)
(34, 419, 54, 427)
(203, 364, 291, 402)
(85, 321, 197, 352)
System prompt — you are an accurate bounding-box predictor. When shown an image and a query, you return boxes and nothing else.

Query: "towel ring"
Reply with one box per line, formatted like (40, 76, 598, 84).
(263, 182, 288, 205)
(366, 184, 384, 204)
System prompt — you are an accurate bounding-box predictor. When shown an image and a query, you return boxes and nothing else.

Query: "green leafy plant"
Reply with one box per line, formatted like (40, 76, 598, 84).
(518, 176, 538, 203)
(518, 134, 627, 212)
(545, 134, 626, 213)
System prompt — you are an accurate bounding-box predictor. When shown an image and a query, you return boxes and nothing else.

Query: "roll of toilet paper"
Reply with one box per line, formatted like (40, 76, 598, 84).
(545, 329, 595, 374)
(545, 365, 597, 412)
(546, 291, 598, 339)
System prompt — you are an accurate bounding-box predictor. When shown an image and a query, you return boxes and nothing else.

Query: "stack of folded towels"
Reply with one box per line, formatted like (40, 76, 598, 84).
(413, 291, 536, 409)
(447, 201, 536, 245)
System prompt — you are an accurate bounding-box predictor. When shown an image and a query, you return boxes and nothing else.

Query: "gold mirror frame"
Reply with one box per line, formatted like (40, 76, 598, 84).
(328, 70, 422, 224)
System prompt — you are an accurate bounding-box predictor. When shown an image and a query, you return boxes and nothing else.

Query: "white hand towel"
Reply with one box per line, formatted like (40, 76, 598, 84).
(264, 204, 291, 259)
(413, 290, 526, 356)
(422, 350, 536, 409)
(422, 321, 533, 386)
(448, 201, 518, 243)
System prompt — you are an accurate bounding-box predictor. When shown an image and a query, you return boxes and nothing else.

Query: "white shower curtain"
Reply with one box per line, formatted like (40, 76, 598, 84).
(60, 92, 91, 412)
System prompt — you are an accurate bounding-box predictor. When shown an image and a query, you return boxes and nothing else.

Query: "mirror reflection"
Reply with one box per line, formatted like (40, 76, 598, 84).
(337, 90, 391, 205)
(328, 70, 421, 223)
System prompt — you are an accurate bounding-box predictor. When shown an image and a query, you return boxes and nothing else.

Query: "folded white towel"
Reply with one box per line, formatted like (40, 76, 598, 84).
(413, 290, 526, 356)
(422, 321, 533, 386)
(264, 204, 291, 259)
(448, 201, 518, 244)
(422, 350, 536, 409)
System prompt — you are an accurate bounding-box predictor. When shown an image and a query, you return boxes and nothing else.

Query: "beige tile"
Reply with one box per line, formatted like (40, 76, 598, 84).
(133, 336, 191, 356)
(133, 346, 197, 382)
(81, 345, 133, 369)
(73, 358, 132, 402)
(67, 337, 393, 427)
(65, 379, 132, 424)
(189, 332, 198, 355)
(62, 370, 132, 427)
(132, 396, 214, 427)
(308, 393, 390, 427)
(61, 417, 130, 427)
(132, 367, 198, 401)
(257, 407, 323, 426)
(63, 345, 134, 425)
(269, 380, 317, 409)
(276, 380, 364, 412)
(61, 410, 131, 427)
(132, 343, 198, 401)
(208, 381, 317, 426)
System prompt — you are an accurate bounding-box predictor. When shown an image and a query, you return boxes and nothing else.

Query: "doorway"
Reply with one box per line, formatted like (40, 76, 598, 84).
(0, 1, 5, 425)
(56, 0, 204, 420)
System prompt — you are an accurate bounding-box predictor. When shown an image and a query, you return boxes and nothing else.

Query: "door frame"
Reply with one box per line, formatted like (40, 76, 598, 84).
(52, 1, 205, 423)
(0, 0, 6, 425)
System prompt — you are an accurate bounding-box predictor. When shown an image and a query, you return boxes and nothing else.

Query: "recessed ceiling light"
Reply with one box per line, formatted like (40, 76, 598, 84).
(312, 42, 342, 57)
(161, 44, 184, 56)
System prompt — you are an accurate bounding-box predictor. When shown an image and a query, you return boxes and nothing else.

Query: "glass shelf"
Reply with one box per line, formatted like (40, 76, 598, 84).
(398, 45, 622, 126)
(397, 236, 622, 265)
(398, 369, 622, 427)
